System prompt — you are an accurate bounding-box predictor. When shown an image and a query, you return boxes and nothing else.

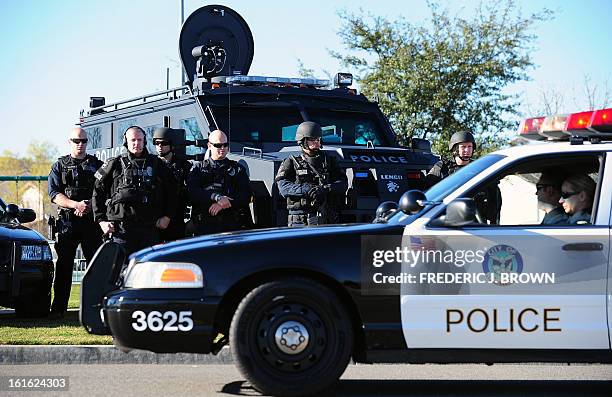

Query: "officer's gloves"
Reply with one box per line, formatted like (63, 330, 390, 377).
(307, 185, 330, 203)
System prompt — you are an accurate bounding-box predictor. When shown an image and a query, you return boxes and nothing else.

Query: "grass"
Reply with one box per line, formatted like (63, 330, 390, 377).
(0, 284, 113, 345)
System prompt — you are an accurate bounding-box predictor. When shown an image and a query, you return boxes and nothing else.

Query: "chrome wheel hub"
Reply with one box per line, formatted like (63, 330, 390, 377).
(274, 321, 309, 355)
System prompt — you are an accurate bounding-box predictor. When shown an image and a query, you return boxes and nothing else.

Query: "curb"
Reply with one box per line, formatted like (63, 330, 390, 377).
(0, 345, 233, 365)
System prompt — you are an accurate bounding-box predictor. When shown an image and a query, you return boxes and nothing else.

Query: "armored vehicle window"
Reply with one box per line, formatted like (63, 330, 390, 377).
(144, 124, 162, 153)
(211, 106, 303, 143)
(306, 109, 387, 146)
(114, 119, 137, 146)
(85, 127, 102, 149)
(179, 117, 205, 155)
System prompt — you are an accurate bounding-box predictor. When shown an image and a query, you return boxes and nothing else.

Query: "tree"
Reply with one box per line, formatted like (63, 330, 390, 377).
(0, 141, 59, 236)
(332, 0, 553, 157)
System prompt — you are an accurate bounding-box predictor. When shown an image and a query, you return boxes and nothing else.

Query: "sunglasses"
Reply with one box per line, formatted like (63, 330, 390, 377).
(70, 138, 88, 144)
(560, 191, 580, 199)
(154, 140, 170, 146)
(210, 142, 229, 148)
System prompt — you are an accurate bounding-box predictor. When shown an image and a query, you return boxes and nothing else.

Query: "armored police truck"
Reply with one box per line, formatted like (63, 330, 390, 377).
(79, 4, 436, 227)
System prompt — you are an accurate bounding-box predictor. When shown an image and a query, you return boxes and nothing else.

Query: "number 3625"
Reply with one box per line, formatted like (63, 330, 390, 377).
(131, 310, 194, 332)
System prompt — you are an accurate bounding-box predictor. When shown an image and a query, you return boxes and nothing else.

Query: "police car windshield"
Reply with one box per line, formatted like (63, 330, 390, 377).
(425, 154, 505, 201)
(210, 105, 388, 146)
(385, 154, 506, 224)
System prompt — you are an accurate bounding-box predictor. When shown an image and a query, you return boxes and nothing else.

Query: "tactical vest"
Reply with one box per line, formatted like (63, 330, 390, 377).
(111, 154, 159, 207)
(286, 154, 330, 210)
(198, 159, 239, 195)
(58, 155, 99, 201)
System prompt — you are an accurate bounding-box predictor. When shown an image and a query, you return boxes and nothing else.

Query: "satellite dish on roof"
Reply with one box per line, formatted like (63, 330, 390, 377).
(179, 4, 254, 83)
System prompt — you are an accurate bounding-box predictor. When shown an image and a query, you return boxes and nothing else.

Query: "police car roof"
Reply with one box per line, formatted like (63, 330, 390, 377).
(494, 140, 612, 158)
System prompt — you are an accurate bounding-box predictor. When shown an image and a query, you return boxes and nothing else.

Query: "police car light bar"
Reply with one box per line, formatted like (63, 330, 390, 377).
(518, 107, 612, 141)
(590, 107, 612, 133)
(226, 75, 330, 88)
(539, 114, 569, 139)
(518, 117, 546, 140)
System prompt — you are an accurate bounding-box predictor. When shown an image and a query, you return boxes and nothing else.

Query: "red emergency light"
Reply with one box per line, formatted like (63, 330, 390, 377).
(589, 108, 612, 133)
(518, 117, 545, 140)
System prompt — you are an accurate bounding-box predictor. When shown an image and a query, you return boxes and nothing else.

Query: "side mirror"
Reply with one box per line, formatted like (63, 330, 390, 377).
(399, 190, 427, 214)
(411, 138, 431, 152)
(444, 198, 477, 227)
(373, 201, 398, 223)
(18, 208, 37, 224)
(6, 204, 36, 223)
(5, 204, 19, 219)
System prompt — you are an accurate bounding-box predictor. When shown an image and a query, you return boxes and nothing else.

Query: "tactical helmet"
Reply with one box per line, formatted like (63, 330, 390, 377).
(295, 121, 323, 143)
(153, 127, 174, 145)
(448, 131, 476, 151)
(375, 201, 398, 220)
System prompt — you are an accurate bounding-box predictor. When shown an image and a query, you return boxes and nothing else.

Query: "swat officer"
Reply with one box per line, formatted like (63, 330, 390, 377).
(186, 129, 252, 235)
(47, 127, 103, 318)
(153, 128, 192, 242)
(425, 131, 501, 224)
(92, 126, 177, 256)
(425, 131, 476, 187)
(275, 121, 348, 227)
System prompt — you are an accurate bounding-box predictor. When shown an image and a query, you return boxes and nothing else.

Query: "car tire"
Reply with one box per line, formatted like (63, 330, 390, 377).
(230, 278, 353, 397)
(15, 289, 51, 318)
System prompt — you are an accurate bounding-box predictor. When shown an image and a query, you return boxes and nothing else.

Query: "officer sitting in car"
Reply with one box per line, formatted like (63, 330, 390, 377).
(153, 128, 193, 242)
(535, 171, 568, 225)
(186, 129, 252, 235)
(92, 126, 177, 256)
(47, 127, 103, 318)
(559, 173, 596, 225)
(275, 121, 348, 227)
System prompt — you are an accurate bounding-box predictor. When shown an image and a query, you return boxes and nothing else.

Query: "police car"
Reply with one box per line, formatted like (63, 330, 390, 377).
(0, 196, 53, 317)
(81, 107, 612, 397)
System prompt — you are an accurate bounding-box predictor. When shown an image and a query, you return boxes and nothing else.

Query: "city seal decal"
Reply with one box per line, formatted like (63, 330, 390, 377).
(482, 244, 523, 285)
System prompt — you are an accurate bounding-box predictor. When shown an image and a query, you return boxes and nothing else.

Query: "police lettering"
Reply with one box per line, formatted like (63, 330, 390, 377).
(446, 308, 561, 333)
(349, 154, 408, 164)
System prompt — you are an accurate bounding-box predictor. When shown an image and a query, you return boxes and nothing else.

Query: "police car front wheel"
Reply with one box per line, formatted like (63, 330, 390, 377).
(229, 278, 353, 397)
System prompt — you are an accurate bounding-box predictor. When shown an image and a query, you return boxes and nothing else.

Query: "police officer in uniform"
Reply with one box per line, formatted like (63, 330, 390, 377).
(425, 131, 501, 224)
(275, 121, 348, 227)
(92, 126, 177, 256)
(425, 131, 476, 187)
(48, 127, 103, 318)
(186, 129, 252, 235)
(153, 128, 192, 242)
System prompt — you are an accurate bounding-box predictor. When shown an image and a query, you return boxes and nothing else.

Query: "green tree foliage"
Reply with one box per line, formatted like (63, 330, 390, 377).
(0, 141, 59, 235)
(332, 0, 553, 157)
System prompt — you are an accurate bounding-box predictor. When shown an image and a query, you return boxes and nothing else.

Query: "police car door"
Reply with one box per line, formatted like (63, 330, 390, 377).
(400, 152, 610, 350)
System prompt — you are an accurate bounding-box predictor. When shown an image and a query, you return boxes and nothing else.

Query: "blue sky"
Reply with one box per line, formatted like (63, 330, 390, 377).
(0, 0, 610, 156)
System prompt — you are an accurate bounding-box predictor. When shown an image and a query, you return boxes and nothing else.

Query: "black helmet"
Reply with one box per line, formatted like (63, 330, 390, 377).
(375, 201, 398, 221)
(295, 121, 323, 143)
(153, 127, 174, 145)
(448, 131, 476, 151)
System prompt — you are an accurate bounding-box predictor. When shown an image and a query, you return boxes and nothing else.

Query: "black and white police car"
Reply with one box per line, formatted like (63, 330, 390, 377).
(82, 107, 612, 396)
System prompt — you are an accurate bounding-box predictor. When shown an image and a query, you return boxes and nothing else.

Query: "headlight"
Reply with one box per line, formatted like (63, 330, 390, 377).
(21, 245, 53, 261)
(124, 262, 203, 289)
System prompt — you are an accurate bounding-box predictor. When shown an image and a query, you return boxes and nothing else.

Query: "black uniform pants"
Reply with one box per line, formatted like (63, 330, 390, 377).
(111, 223, 160, 258)
(51, 225, 101, 314)
(160, 216, 186, 243)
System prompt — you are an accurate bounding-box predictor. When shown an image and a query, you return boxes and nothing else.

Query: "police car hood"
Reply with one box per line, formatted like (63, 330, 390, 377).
(0, 222, 46, 241)
(133, 222, 393, 261)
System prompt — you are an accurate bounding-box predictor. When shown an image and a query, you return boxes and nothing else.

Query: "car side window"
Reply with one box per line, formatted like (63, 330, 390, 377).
(431, 153, 603, 228)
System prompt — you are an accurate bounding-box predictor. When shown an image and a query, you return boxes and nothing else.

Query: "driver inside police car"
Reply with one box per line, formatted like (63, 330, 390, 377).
(535, 170, 568, 226)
